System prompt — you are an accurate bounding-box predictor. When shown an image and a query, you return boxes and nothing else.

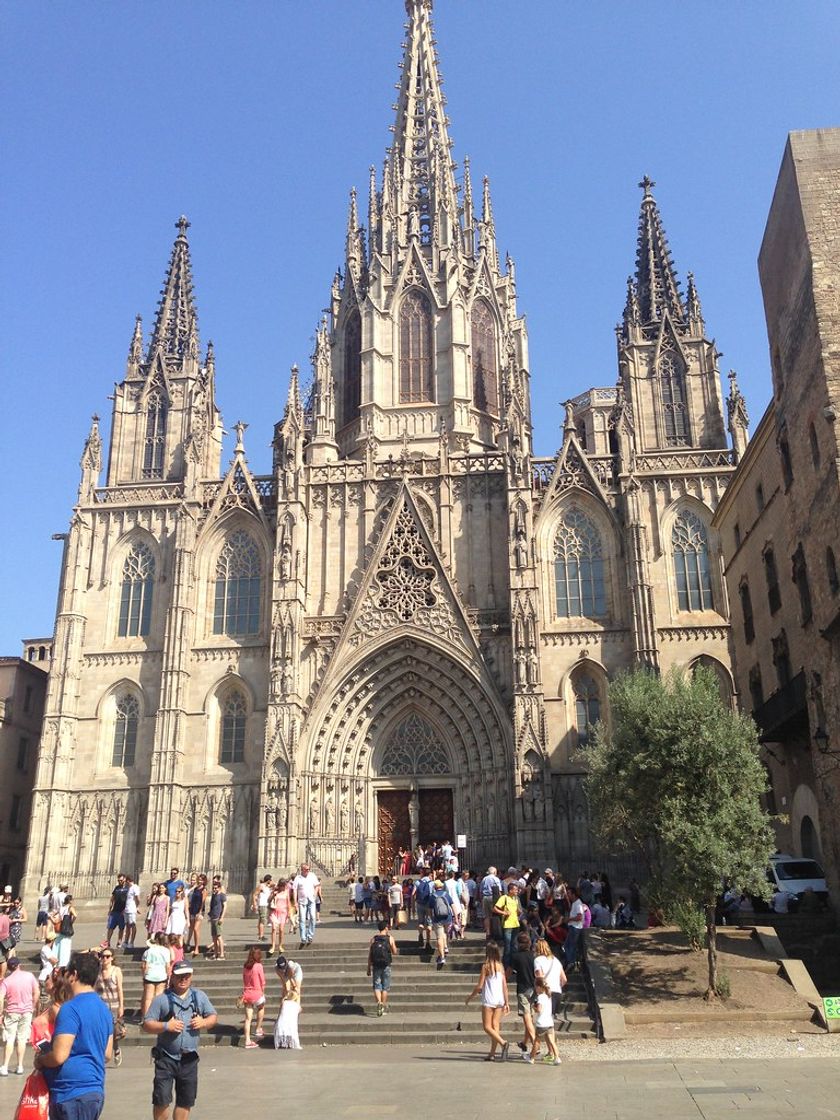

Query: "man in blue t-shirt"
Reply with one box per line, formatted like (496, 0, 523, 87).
(164, 867, 186, 902)
(35, 951, 113, 1120)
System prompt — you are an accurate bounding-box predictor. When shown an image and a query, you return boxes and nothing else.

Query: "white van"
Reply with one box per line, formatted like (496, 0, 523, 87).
(768, 853, 829, 911)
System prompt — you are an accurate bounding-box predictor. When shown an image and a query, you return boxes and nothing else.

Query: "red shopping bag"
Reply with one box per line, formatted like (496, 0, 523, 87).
(14, 1070, 49, 1120)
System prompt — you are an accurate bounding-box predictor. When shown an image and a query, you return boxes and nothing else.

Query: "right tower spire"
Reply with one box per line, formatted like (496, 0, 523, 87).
(617, 178, 727, 453)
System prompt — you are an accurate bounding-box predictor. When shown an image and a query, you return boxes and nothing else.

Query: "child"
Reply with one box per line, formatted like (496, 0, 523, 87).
(527, 978, 561, 1065)
(168, 933, 184, 964)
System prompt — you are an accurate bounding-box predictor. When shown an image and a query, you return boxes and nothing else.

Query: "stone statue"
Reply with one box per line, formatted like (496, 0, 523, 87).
(354, 802, 364, 836)
(325, 798, 335, 834)
(278, 799, 288, 833)
(309, 798, 320, 836)
(339, 801, 349, 835)
(526, 649, 539, 686)
(408, 789, 420, 840)
(280, 537, 292, 580)
(514, 648, 526, 686)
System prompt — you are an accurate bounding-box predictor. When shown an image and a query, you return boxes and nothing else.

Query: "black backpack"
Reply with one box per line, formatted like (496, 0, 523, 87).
(370, 935, 392, 968)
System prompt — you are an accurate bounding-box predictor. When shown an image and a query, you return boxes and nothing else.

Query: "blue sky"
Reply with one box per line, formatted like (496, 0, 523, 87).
(2, 1, 838, 652)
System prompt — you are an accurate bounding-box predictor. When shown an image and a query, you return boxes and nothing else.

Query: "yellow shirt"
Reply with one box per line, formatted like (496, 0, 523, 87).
(494, 895, 520, 929)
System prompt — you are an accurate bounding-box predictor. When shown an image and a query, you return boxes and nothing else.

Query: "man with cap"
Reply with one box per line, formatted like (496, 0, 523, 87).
(142, 959, 217, 1120)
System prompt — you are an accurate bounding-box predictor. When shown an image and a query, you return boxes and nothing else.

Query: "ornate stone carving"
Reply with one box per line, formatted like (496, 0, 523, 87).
(380, 712, 451, 775)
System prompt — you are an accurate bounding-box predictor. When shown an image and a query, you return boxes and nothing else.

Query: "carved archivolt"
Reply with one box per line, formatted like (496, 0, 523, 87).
(379, 712, 451, 775)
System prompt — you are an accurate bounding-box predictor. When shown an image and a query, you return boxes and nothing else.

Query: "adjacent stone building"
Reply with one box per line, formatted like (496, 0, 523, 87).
(0, 650, 49, 889)
(714, 129, 840, 892)
(23, 0, 741, 898)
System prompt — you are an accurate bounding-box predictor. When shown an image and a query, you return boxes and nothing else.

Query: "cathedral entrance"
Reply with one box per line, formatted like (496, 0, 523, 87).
(376, 787, 454, 877)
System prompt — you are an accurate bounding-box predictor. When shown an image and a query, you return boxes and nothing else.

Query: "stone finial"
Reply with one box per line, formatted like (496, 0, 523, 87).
(233, 420, 248, 453)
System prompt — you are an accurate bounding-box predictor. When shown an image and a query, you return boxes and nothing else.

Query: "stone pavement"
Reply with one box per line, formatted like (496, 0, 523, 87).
(2, 1047, 839, 1119)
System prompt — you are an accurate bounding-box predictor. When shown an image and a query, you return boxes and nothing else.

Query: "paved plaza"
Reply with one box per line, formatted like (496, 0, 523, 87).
(2, 1046, 839, 1119)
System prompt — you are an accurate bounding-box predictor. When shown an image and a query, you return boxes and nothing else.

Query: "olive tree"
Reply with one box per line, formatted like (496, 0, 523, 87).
(584, 666, 775, 998)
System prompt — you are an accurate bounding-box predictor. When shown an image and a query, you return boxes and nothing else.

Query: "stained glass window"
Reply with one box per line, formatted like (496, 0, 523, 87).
(112, 694, 139, 767)
(672, 510, 713, 611)
(553, 508, 606, 618)
(659, 346, 689, 446)
(143, 391, 168, 478)
(399, 291, 433, 403)
(343, 310, 362, 425)
(220, 690, 246, 764)
(573, 674, 600, 747)
(471, 299, 498, 413)
(213, 531, 261, 636)
(118, 542, 155, 637)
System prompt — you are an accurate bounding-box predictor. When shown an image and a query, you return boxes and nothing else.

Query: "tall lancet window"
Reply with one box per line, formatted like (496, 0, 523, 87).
(142, 390, 168, 478)
(553, 508, 607, 619)
(119, 542, 155, 637)
(658, 344, 690, 446)
(220, 690, 247, 764)
(399, 290, 434, 403)
(112, 694, 139, 767)
(672, 510, 713, 611)
(471, 299, 498, 413)
(213, 530, 262, 637)
(343, 310, 362, 426)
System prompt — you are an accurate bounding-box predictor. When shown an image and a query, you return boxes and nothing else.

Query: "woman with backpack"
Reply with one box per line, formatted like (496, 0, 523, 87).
(464, 942, 510, 1061)
(54, 895, 76, 967)
(366, 920, 398, 1016)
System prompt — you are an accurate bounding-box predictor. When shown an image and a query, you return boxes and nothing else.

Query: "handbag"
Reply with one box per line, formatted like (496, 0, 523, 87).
(396, 908, 408, 927)
(59, 914, 74, 937)
(14, 1070, 50, 1120)
(0, 936, 13, 954)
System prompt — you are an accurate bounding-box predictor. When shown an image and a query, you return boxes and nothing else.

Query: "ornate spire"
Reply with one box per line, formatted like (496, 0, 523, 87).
(727, 369, 750, 463)
(388, 0, 458, 245)
(80, 413, 102, 473)
(126, 314, 144, 377)
(634, 177, 685, 325)
(686, 271, 705, 332)
(148, 216, 199, 368)
(622, 276, 641, 333)
(462, 155, 474, 256)
(479, 175, 498, 269)
(367, 165, 380, 261)
(345, 187, 363, 277)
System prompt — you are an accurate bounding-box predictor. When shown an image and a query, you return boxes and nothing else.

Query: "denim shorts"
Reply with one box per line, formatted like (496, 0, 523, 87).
(372, 965, 392, 992)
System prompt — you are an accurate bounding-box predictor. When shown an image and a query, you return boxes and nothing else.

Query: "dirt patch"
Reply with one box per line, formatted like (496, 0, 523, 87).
(601, 927, 816, 1030)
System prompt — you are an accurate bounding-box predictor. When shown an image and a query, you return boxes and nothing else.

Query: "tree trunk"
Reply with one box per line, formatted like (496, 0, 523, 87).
(704, 903, 718, 1000)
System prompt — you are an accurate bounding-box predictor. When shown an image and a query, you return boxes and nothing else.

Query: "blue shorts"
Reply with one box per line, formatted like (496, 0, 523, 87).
(49, 1091, 105, 1120)
(372, 965, 391, 992)
(107, 914, 126, 931)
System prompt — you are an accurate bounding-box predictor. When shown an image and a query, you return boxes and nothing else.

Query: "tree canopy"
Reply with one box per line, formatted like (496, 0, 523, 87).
(584, 665, 775, 996)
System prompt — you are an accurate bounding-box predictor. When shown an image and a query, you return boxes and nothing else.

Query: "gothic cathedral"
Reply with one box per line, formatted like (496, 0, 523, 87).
(24, 0, 748, 898)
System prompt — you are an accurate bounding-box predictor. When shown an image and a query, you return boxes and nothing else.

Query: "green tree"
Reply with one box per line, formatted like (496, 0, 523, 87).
(584, 666, 775, 998)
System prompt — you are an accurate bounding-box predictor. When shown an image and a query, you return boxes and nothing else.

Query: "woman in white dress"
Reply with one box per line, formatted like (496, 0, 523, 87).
(165, 885, 188, 944)
(274, 975, 302, 1049)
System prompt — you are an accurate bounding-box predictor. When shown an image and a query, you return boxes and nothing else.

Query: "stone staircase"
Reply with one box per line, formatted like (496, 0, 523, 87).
(19, 883, 598, 1047)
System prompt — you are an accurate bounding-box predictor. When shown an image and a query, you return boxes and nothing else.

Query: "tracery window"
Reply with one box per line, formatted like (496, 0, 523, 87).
(213, 531, 262, 637)
(343, 310, 362, 426)
(379, 712, 451, 775)
(118, 542, 155, 638)
(471, 299, 498, 413)
(572, 673, 600, 747)
(220, 690, 246, 764)
(658, 345, 690, 446)
(112, 694, 139, 767)
(553, 508, 606, 619)
(142, 391, 168, 478)
(672, 510, 713, 611)
(399, 290, 434, 403)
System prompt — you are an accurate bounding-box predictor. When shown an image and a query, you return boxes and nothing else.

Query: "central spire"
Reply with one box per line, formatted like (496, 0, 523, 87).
(148, 215, 199, 368)
(388, 0, 458, 245)
(634, 178, 685, 325)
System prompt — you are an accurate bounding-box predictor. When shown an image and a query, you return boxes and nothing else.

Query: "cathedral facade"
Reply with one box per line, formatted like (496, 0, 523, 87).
(23, 0, 747, 899)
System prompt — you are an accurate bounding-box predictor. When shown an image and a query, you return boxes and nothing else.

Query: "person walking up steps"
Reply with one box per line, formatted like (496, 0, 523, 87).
(142, 960, 217, 1120)
(366, 921, 398, 1016)
(430, 879, 453, 970)
(464, 942, 509, 1062)
(252, 876, 273, 943)
(291, 864, 320, 947)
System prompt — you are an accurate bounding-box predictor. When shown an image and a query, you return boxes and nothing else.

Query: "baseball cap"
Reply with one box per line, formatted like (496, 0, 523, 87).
(275, 955, 288, 969)
(171, 961, 194, 977)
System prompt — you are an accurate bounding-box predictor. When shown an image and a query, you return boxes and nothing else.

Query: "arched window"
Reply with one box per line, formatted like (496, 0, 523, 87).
(553, 508, 606, 618)
(672, 510, 713, 611)
(118, 542, 155, 637)
(220, 690, 246, 764)
(572, 673, 601, 747)
(343, 310, 362, 426)
(112, 694, 139, 767)
(658, 345, 690, 446)
(399, 291, 433, 403)
(213, 531, 262, 637)
(142, 391, 168, 478)
(471, 299, 498, 413)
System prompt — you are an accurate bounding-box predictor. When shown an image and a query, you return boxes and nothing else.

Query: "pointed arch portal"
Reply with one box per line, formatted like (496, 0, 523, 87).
(301, 635, 514, 876)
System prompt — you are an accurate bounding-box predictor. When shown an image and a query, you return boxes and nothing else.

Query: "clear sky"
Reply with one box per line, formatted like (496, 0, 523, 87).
(2, 1, 838, 652)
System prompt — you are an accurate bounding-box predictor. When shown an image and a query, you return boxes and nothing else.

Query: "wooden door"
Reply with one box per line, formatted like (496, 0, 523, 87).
(377, 790, 411, 878)
(419, 788, 454, 847)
